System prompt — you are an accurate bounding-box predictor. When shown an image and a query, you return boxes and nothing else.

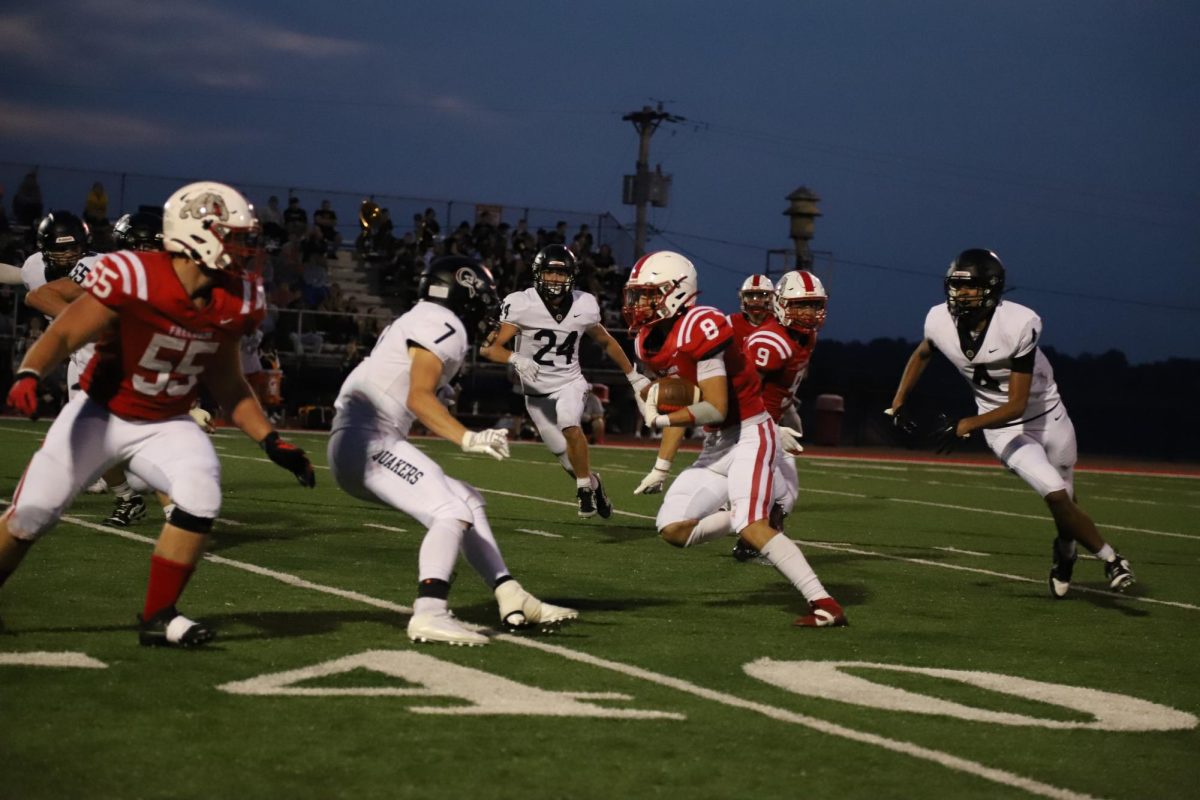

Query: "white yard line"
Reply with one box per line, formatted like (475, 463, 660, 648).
(33, 508, 1098, 800)
(515, 528, 563, 539)
(932, 546, 990, 557)
(364, 523, 407, 533)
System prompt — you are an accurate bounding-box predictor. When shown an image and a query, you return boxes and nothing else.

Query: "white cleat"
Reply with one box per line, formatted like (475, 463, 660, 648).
(407, 611, 488, 647)
(495, 580, 579, 630)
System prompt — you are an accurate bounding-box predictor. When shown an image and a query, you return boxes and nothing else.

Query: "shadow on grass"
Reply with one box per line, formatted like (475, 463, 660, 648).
(702, 581, 869, 611)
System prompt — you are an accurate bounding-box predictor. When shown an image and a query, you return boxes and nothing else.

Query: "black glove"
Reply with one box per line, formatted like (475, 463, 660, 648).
(930, 413, 962, 454)
(261, 432, 316, 487)
(887, 405, 919, 437)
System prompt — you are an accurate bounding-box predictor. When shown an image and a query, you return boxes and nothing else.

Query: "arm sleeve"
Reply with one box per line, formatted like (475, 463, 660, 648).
(696, 354, 728, 380)
(683, 309, 734, 361)
(406, 309, 468, 365)
(83, 255, 132, 311)
(578, 293, 602, 326)
(499, 293, 524, 326)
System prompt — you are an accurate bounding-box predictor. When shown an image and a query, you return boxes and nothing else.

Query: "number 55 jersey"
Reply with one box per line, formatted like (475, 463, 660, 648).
(79, 250, 266, 421)
(500, 287, 600, 396)
(923, 299, 1063, 424)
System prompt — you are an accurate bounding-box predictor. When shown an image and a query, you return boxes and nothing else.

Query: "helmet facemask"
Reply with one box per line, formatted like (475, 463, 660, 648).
(740, 289, 773, 325)
(535, 264, 574, 300)
(622, 282, 676, 331)
(945, 274, 998, 324)
(778, 297, 827, 334)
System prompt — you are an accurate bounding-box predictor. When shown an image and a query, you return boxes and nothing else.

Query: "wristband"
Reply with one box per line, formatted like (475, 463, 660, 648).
(654, 457, 672, 472)
(15, 369, 41, 382)
(653, 414, 671, 429)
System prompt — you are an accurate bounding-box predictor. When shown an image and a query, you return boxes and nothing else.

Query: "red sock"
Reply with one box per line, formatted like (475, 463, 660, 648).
(142, 555, 196, 621)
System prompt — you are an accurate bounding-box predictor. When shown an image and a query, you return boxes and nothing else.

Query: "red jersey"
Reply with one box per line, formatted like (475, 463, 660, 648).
(740, 315, 817, 422)
(79, 251, 266, 421)
(634, 305, 765, 424)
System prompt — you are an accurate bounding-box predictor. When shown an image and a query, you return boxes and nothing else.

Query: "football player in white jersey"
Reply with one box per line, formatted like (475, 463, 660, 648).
(480, 245, 650, 518)
(328, 255, 578, 647)
(888, 248, 1134, 598)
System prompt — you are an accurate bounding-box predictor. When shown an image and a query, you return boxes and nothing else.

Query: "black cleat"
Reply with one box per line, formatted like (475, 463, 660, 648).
(577, 487, 597, 518)
(732, 537, 761, 563)
(593, 474, 613, 519)
(104, 495, 147, 527)
(1104, 554, 1135, 592)
(137, 606, 216, 648)
(1048, 540, 1077, 599)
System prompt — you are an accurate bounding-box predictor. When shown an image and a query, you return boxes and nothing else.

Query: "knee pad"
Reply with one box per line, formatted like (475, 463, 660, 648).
(448, 479, 485, 514)
(168, 507, 214, 534)
(3, 506, 54, 542)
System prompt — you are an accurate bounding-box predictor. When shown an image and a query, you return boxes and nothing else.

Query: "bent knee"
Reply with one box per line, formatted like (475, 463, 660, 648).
(660, 522, 693, 548)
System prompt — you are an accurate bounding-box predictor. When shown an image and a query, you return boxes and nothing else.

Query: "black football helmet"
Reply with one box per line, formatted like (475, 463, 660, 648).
(37, 210, 90, 277)
(945, 248, 1005, 323)
(532, 244, 577, 301)
(418, 255, 500, 341)
(113, 211, 164, 252)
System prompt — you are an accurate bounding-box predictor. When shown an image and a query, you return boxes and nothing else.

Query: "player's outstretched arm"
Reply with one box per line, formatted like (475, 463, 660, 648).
(18, 292, 116, 376)
(957, 370, 1032, 437)
(26, 278, 84, 319)
(478, 322, 519, 364)
(888, 338, 933, 416)
(409, 346, 509, 460)
(587, 324, 636, 375)
(633, 426, 685, 495)
(0, 262, 22, 285)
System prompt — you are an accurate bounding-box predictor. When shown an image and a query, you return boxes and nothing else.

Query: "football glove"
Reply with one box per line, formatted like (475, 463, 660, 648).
(884, 406, 919, 436)
(509, 353, 540, 384)
(188, 407, 215, 434)
(260, 432, 316, 487)
(779, 426, 805, 456)
(626, 370, 651, 397)
(930, 413, 966, 454)
(633, 458, 672, 495)
(462, 428, 510, 461)
(641, 384, 670, 429)
(6, 370, 41, 419)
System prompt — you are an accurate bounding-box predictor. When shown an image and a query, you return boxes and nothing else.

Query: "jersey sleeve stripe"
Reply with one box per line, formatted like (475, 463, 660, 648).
(676, 306, 721, 349)
(746, 330, 794, 358)
(110, 254, 133, 298)
(128, 253, 149, 300)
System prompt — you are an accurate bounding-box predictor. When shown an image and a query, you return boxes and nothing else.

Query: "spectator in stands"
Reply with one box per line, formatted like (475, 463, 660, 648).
(83, 182, 109, 228)
(511, 218, 535, 264)
(284, 196, 308, 238)
(420, 207, 440, 249)
(472, 211, 497, 260)
(546, 220, 568, 245)
(0, 185, 9, 233)
(572, 223, 594, 258)
(259, 195, 284, 227)
(301, 231, 331, 308)
(12, 169, 43, 228)
(313, 199, 341, 257)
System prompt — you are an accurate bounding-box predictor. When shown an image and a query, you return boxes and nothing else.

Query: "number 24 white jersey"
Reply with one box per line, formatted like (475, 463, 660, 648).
(924, 300, 1063, 421)
(500, 288, 600, 395)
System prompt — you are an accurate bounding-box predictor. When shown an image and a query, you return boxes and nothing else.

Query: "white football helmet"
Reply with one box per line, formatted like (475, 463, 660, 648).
(774, 270, 828, 333)
(163, 181, 260, 272)
(739, 274, 775, 324)
(622, 251, 699, 332)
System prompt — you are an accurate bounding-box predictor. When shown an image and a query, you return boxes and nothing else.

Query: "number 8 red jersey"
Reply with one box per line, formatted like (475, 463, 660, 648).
(634, 305, 765, 424)
(79, 250, 266, 420)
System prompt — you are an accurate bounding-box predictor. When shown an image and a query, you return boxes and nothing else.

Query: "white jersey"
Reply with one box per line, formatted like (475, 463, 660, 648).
(924, 301, 1063, 421)
(20, 251, 100, 293)
(500, 287, 600, 395)
(21, 251, 103, 378)
(332, 301, 468, 438)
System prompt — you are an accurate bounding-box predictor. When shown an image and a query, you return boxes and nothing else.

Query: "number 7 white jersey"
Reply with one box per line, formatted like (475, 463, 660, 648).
(500, 288, 600, 395)
(924, 300, 1062, 420)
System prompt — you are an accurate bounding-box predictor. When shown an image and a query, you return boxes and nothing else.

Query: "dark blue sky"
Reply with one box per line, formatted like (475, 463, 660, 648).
(3, 1, 1197, 363)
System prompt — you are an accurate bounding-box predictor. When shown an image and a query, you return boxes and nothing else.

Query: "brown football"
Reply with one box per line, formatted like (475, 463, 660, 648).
(651, 376, 700, 413)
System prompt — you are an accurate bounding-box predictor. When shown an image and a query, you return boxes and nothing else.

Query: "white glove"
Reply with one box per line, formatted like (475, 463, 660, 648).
(780, 425, 804, 456)
(461, 428, 510, 461)
(633, 458, 672, 495)
(188, 407, 215, 434)
(627, 370, 651, 397)
(509, 353, 540, 383)
(641, 383, 670, 429)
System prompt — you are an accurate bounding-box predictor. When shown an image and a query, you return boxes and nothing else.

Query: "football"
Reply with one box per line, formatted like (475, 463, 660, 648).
(650, 376, 700, 413)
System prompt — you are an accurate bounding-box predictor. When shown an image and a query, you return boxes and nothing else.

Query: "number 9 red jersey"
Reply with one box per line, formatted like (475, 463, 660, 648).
(79, 251, 266, 420)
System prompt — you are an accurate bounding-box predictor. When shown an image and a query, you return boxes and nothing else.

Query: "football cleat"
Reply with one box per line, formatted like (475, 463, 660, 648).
(731, 537, 761, 563)
(138, 606, 216, 648)
(495, 580, 578, 630)
(577, 486, 597, 517)
(593, 474, 613, 519)
(794, 597, 848, 628)
(104, 495, 147, 527)
(1104, 554, 1135, 592)
(1048, 540, 1077, 599)
(407, 610, 488, 647)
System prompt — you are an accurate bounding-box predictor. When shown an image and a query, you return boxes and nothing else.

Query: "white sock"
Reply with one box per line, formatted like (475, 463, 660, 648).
(761, 534, 829, 603)
(576, 477, 591, 489)
(1096, 544, 1116, 562)
(413, 597, 448, 616)
(110, 482, 134, 501)
(684, 511, 733, 547)
(418, 518, 467, 585)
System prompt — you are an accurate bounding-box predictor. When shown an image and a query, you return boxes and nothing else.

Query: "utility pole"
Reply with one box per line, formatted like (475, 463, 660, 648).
(622, 103, 684, 259)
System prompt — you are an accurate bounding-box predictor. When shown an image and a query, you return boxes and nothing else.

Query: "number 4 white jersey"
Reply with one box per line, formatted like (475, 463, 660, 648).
(333, 301, 468, 438)
(500, 288, 600, 395)
(924, 300, 1063, 420)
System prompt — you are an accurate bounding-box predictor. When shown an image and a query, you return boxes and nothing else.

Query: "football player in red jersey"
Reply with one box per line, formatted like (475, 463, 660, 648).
(624, 253, 845, 627)
(1, 182, 315, 648)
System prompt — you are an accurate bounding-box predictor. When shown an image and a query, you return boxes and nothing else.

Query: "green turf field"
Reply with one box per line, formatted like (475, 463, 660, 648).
(1, 419, 1198, 800)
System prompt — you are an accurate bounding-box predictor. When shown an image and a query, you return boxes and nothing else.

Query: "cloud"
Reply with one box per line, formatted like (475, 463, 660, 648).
(0, 100, 174, 146)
